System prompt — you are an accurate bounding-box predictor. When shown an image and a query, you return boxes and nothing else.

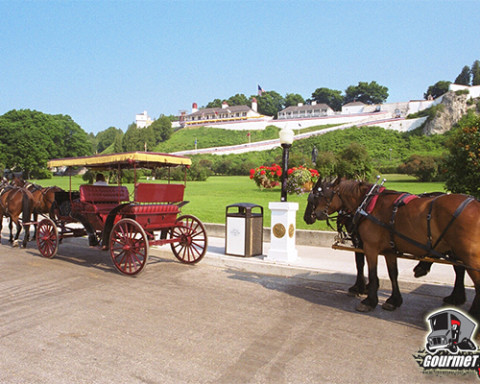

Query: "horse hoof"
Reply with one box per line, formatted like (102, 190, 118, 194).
(356, 303, 374, 313)
(413, 265, 429, 278)
(382, 302, 397, 311)
(12, 240, 19, 248)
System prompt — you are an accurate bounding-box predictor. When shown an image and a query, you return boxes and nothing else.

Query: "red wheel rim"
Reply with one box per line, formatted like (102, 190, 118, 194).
(36, 218, 58, 259)
(110, 219, 148, 275)
(170, 215, 207, 264)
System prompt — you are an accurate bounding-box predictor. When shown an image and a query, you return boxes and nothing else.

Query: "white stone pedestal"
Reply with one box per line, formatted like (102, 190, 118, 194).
(266, 202, 298, 262)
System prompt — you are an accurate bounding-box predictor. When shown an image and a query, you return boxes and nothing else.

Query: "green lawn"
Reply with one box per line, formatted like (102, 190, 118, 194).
(31, 174, 447, 231)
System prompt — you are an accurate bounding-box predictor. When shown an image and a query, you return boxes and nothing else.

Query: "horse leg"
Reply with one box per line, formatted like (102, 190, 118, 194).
(348, 252, 367, 296)
(443, 265, 466, 305)
(466, 270, 480, 321)
(10, 216, 21, 247)
(356, 250, 379, 312)
(21, 220, 30, 248)
(382, 254, 403, 311)
(8, 218, 13, 243)
(413, 261, 433, 277)
(31, 212, 38, 241)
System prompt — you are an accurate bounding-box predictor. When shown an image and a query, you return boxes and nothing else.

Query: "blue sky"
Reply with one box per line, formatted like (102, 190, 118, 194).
(1, 0, 479, 134)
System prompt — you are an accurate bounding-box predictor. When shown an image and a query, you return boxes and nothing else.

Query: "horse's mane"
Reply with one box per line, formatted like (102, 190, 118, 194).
(337, 179, 372, 198)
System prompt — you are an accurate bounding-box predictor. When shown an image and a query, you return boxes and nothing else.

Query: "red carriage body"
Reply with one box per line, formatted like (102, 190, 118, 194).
(36, 152, 207, 275)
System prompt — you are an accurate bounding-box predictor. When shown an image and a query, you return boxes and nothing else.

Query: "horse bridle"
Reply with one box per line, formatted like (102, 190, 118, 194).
(307, 184, 340, 221)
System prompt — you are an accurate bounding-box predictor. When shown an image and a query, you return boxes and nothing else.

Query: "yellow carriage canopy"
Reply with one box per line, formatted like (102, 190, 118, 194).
(48, 151, 192, 170)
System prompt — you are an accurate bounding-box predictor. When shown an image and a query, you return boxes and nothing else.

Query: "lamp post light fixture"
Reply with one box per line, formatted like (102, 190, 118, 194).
(279, 126, 294, 202)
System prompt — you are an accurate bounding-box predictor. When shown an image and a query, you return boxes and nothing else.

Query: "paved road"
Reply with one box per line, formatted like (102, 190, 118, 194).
(0, 237, 476, 383)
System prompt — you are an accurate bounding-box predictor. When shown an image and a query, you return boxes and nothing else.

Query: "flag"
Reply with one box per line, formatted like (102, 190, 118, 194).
(257, 84, 265, 96)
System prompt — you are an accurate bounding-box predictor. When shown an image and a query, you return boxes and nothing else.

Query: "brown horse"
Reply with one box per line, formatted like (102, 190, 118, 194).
(304, 178, 480, 319)
(10, 177, 63, 240)
(0, 182, 34, 248)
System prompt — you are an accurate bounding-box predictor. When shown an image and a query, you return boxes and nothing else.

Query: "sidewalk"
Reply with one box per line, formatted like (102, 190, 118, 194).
(198, 236, 475, 291)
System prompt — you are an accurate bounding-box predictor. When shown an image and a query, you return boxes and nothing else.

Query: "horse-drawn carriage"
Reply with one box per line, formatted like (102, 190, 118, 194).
(36, 152, 207, 276)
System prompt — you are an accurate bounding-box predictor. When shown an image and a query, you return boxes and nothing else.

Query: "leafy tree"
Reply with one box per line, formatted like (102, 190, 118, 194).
(444, 113, 480, 198)
(344, 81, 389, 105)
(424, 80, 451, 99)
(398, 154, 443, 182)
(122, 123, 155, 152)
(284, 93, 305, 108)
(315, 151, 337, 178)
(0, 109, 91, 178)
(454, 65, 471, 85)
(471, 60, 480, 86)
(311, 87, 344, 111)
(151, 115, 173, 143)
(227, 93, 250, 106)
(255, 91, 284, 117)
(96, 126, 123, 153)
(206, 99, 222, 108)
(335, 142, 372, 179)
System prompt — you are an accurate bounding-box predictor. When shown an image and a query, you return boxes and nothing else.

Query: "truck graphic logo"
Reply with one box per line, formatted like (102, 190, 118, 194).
(414, 308, 480, 379)
(426, 309, 477, 354)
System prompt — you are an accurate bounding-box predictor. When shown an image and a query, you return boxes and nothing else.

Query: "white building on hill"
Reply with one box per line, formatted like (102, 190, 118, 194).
(277, 102, 334, 119)
(136, 111, 153, 128)
(179, 98, 273, 130)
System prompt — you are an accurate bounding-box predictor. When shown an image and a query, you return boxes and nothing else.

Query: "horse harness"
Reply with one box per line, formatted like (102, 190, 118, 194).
(355, 189, 475, 262)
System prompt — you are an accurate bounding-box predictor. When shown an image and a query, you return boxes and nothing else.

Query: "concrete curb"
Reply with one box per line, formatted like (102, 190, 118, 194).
(205, 223, 336, 247)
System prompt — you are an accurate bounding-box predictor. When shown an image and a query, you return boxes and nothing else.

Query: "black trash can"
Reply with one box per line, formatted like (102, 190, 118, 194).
(225, 203, 263, 257)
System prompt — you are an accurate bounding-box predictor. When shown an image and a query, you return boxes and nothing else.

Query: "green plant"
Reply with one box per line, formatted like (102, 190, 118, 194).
(249, 164, 282, 189)
(286, 166, 319, 195)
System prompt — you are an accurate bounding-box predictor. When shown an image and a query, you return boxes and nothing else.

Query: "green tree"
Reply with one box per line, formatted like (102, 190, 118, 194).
(454, 65, 471, 85)
(227, 93, 250, 106)
(0, 109, 91, 177)
(398, 154, 443, 182)
(344, 81, 389, 105)
(335, 142, 372, 179)
(444, 113, 480, 198)
(206, 99, 222, 108)
(311, 87, 344, 111)
(424, 80, 451, 99)
(471, 60, 480, 86)
(255, 91, 284, 117)
(150, 115, 173, 143)
(122, 123, 155, 152)
(96, 126, 123, 153)
(284, 93, 305, 108)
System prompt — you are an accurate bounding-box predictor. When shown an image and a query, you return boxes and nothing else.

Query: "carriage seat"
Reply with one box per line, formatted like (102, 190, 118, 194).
(121, 183, 187, 216)
(77, 185, 130, 216)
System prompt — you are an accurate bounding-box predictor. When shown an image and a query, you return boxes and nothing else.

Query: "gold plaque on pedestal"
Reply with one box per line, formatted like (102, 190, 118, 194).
(272, 223, 286, 238)
(288, 224, 295, 238)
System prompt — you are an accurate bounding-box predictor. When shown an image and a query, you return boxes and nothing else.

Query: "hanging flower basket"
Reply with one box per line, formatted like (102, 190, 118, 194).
(250, 164, 282, 190)
(286, 166, 319, 195)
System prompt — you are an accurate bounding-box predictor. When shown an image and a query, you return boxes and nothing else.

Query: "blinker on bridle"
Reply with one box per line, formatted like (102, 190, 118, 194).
(308, 185, 337, 218)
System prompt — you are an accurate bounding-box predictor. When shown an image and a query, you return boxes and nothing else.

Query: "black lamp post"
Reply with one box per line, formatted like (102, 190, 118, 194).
(279, 126, 294, 202)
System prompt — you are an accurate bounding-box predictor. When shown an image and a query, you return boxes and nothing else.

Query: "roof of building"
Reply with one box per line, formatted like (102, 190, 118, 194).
(342, 101, 366, 107)
(280, 103, 332, 113)
(188, 105, 252, 117)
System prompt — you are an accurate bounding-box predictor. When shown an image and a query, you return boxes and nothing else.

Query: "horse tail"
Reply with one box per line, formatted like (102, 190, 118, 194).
(22, 190, 32, 224)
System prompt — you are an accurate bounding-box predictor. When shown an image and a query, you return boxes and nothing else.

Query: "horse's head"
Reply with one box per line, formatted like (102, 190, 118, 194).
(303, 178, 344, 224)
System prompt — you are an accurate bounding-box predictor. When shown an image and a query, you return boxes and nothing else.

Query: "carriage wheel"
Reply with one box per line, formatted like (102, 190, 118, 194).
(170, 215, 207, 264)
(36, 217, 59, 259)
(109, 218, 149, 276)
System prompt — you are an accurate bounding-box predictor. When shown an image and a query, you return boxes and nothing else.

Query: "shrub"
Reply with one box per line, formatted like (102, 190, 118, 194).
(398, 154, 444, 182)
